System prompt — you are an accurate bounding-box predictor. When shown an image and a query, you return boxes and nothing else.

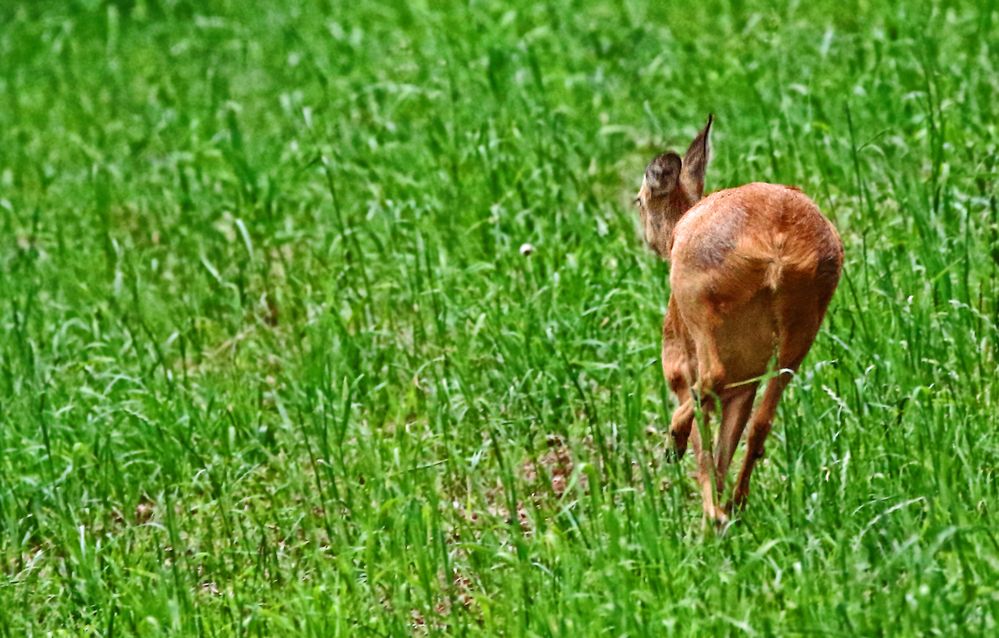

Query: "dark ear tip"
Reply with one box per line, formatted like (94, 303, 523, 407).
(647, 151, 681, 173)
(659, 151, 682, 168)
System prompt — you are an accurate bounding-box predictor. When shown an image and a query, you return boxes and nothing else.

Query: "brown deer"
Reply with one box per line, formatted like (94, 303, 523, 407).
(634, 115, 843, 525)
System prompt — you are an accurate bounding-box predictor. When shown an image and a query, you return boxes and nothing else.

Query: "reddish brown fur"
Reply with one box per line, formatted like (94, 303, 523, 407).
(636, 116, 843, 525)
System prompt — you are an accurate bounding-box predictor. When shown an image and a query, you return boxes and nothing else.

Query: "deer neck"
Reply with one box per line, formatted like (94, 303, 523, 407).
(658, 192, 699, 261)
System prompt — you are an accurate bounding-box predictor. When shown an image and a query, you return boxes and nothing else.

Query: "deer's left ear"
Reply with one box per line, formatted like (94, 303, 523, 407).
(681, 114, 712, 198)
(646, 152, 682, 196)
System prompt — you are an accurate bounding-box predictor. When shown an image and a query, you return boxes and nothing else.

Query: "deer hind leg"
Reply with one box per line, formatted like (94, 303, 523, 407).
(688, 323, 729, 524)
(714, 385, 758, 501)
(729, 370, 793, 511)
(729, 286, 830, 511)
(668, 296, 724, 448)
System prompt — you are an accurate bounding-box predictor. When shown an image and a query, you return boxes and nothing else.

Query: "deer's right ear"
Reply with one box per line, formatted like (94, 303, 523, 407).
(645, 152, 682, 196)
(681, 114, 712, 198)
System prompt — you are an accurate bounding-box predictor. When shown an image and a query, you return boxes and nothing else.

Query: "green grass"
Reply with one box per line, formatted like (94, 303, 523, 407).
(1, 0, 997, 635)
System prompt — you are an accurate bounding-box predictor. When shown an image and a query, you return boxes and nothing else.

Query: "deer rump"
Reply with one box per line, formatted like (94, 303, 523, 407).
(668, 182, 843, 390)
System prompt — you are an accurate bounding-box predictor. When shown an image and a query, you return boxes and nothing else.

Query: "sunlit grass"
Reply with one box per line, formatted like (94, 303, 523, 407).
(1, 0, 997, 635)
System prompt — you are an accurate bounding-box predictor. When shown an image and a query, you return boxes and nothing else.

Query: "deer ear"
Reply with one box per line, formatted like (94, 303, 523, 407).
(645, 152, 682, 196)
(681, 114, 712, 198)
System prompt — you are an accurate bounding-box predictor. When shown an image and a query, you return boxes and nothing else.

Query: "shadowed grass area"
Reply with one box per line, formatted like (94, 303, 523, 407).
(1, 0, 997, 635)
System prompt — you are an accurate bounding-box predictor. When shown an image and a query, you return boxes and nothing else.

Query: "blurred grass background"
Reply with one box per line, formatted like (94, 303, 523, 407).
(1, 0, 997, 635)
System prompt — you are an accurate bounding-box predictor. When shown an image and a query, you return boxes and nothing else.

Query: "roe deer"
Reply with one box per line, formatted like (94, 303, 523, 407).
(634, 115, 843, 525)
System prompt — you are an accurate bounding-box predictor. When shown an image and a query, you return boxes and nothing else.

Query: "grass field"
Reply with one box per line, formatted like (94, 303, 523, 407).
(2, 0, 998, 635)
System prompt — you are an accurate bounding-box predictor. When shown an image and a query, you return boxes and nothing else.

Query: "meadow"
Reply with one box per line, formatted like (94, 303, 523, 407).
(1, 0, 997, 635)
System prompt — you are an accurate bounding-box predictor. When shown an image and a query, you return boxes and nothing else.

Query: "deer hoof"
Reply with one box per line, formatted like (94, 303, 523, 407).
(714, 511, 732, 534)
(666, 440, 687, 463)
(667, 430, 688, 462)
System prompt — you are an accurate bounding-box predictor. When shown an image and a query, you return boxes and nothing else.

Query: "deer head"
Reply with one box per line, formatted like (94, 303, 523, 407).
(635, 114, 713, 259)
